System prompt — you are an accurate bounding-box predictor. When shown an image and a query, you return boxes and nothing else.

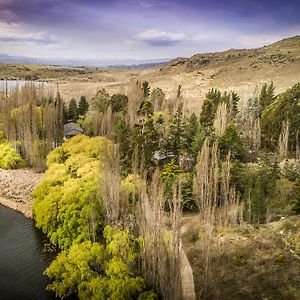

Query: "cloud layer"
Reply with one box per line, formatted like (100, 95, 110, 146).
(136, 30, 186, 46)
(0, 0, 299, 60)
(0, 22, 58, 45)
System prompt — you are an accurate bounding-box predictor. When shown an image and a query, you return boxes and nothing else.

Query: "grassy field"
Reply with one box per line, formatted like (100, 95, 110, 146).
(1, 36, 299, 110)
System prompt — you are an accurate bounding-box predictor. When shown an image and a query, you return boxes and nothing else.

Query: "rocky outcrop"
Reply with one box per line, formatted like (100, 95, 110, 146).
(0, 168, 43, 218)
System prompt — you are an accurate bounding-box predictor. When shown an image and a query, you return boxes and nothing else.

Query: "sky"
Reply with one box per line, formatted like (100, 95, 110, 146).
(0, 0, 299, 61)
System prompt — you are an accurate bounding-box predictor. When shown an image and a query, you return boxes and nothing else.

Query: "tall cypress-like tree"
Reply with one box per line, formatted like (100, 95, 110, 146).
(68, 98, 78, 122)
(142, 81, 150, 98)
(78, 96, 89, 116)
(185, 113, 199, 154)
(165, 103, 185, 163)
(200, 88, 222, 128)
(259, 82, 275, 113)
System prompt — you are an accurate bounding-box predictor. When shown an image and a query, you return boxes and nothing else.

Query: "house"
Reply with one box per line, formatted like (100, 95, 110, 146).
(64, 122, 84, 139)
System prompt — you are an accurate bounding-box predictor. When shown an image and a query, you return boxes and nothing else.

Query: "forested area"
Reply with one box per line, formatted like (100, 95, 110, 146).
(0, 83, 64, 171)
(1, 80, 300, 299)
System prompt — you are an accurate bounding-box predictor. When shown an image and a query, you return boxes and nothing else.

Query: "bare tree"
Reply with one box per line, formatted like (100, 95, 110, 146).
(0, 83, 63, 170)
(98, 143, 121, 225)
(213, 102, 229, 136)
(138, 170, 182, 300)
(219, 153, 241, 227)
(193, 140, 241, 296)
(278, 120, 289, 160)
(127, 80, 143, 128)
(237, 98, 261, 153)
(193, 139, 219, 289)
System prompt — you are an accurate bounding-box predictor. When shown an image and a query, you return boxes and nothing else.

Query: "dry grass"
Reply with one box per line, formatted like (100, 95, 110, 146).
(2, 36, 299, 111)
(181, 214, 300, 300)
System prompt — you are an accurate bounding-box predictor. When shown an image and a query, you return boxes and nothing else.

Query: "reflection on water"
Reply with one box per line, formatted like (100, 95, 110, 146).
(0, 80, 50, 91)
(0, 205, 55, 300)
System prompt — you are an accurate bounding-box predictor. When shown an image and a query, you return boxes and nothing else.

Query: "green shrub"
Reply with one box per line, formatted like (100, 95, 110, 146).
(46, 226, 147, 300)
(33, 135, 113, 249)
(238, 161, 279, 223)
(292, 176, 300, 214)
(33, 135, 155, 299)
(0, 140, 25, 169)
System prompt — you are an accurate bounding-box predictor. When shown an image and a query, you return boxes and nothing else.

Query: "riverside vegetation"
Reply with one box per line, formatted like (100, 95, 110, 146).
(1, 79, 300, 299)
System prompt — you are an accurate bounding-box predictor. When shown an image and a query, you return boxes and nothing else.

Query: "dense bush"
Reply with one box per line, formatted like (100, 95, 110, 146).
(33, 135, 155, 299)
(261, 83, 300, 151)
(233, 160, 296, 222)
(0, 140, 25, 169)
(32, 135, 113, 249)
(293, 176, 300, 214)
(46, 226, 153, 300)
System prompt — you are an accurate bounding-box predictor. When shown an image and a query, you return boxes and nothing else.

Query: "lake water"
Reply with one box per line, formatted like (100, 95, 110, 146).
(0, 204, 55, 299)
(0, 80, 50, 91)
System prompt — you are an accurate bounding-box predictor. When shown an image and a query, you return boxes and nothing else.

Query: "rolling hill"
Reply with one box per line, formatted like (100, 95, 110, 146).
(0, 36, 299, 110)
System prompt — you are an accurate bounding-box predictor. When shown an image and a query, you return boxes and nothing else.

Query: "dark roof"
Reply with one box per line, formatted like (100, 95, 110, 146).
(64, 122, 84, 136)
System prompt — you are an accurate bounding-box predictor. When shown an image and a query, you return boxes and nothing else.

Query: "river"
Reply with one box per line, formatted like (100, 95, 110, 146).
(0, 204, 55, 299)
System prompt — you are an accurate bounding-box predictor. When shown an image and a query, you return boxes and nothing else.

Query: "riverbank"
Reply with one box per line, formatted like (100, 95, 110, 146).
(0, 168, 43, 218)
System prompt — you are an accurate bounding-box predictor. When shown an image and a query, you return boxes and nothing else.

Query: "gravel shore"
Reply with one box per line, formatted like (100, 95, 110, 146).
(0, 168, 43, 218)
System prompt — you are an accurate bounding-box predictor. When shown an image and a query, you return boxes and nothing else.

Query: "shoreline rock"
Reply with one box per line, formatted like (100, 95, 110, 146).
(0, 168, 43, 218)
(0, 196, 33, 218)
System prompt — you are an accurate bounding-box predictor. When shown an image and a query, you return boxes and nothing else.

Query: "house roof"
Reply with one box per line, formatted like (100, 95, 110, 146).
(64, 122, 84, 136)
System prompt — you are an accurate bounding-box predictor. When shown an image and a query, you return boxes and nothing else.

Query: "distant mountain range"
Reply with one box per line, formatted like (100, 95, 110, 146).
(0, 53, 169, 68)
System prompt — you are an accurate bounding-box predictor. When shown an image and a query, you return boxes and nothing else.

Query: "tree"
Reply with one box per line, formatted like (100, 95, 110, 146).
(138, 100, 154, 116)
(293, 176, 300, 214)
(218, 123, 245, 161)
(150, 88, 165, 111)
(91, 89, 110, 113)
(0, 84, 64, 170)
(185, 113, 199, 154)
(68, 98, 78, 122)
(33, 136, 112, 249)
(230, 92, 240, 117)
(110, 94, 128, 113)
(113, 117, 132, 174)
(127, 81, 144, 128)
(45, 227, 152, 299)
(165, 104, 185, 163)
(191, 126, 206, 158)
(261, 83, 300, 151)
(133, 115, 159, 170)
(77, 96, 89, 116)
(142, 81, 150, 98)
(200, 88, 239, 129)
(62, 102, 69, 124)
(200, 88, 222, 128)
(200, 98, 215, 128)
(259, 82, 275, 113)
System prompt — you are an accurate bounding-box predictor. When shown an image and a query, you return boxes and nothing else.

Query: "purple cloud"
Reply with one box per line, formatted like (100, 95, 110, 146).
(0, 0, 299, 60)
(136, 30, 186, 46)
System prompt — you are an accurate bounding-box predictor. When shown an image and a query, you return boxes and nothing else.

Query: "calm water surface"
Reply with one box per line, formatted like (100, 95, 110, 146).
(0, 204, 55, 300)
(0, 80, 50, 91)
